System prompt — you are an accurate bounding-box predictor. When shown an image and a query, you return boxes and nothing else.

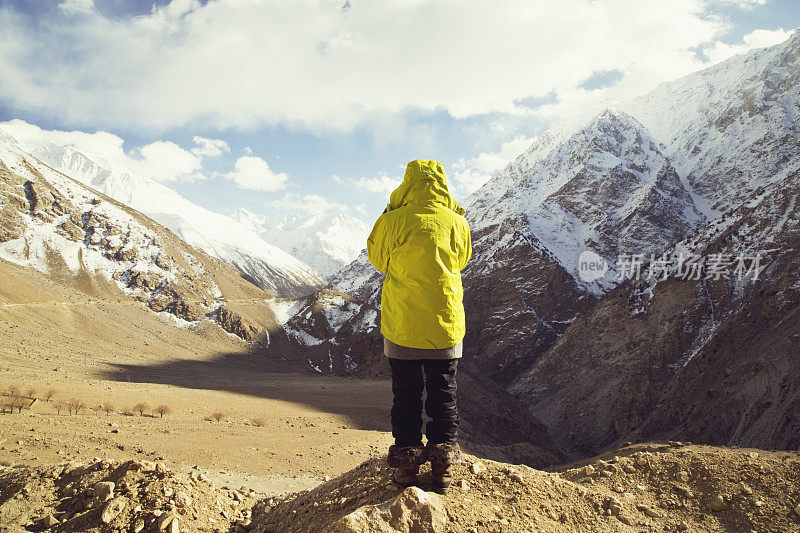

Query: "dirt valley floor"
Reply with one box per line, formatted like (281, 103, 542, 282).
(2, 260, 800, 532)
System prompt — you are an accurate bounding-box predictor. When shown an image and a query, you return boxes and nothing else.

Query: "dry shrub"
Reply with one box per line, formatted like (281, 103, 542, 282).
(250, 417, 266, 427)
(67, 398, 85, 415)
(45, 389, 56, 402)
(155, 404, 172, 418)
(102, 402, 115, 415)
(211, 411, 226, 423)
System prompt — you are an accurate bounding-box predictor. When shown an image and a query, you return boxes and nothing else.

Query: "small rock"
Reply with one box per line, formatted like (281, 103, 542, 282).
(323, 475, 331, 482)
(43, 514, 60, 528)
(622, 464, 636, 474)
(678, 521, 690, 530)
(133, 519, 145, 533)
(558, 512, 568, 523)
(676, 470, 690, 483)
(635, 456, 648, 467)
(794, 503, 800, 518)
(157, 513, 176, 530)
(613, 484, 625, 493)
(237, 519, 253, 531)
(168, 518, 180, 533)
(93, 481, 115, 502)
(458, 479, 469, 491)
(101, 498, 126, 524)
(491, 475, 503, 483)
(617, 514, 635, 525)
(740, 482, 753, 495)
(707, 494, 726, 512)
(470, 462, 486, 474)
(607, 497, 623, 516)
(175, 492, 192, 507)
(584, 464, 595, 476)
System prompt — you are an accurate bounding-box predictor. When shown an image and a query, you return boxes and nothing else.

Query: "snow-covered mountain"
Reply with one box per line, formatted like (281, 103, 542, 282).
(623, 30, 800, 217)
(25, 143, 326, 297)
(465, 109, 705, 295)
(0, 136, 286, 341)
(229, 208, 369, 278)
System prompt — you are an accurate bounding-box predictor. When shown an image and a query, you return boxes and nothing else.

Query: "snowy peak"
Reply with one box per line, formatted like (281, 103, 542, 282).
(25, 142, 326, 297)
(624, 31, 800, 215)
(0, 128, 19, 146)
(230, 208, 369, 279)
(465, 107, 703, 292)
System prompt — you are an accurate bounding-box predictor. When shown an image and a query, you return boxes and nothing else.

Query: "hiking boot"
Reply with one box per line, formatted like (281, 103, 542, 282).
(427, 442, 462, 495)
(392, 466, 420, 487)
(431, 462, 452, 494)
(387, 444, 426, 487)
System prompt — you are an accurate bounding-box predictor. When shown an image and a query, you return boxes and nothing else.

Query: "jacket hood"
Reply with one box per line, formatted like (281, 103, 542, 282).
(385, 159, 466, 216)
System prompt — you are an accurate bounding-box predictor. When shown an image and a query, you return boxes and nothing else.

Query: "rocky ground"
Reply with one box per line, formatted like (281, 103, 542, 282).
(2, 443, 799, 532)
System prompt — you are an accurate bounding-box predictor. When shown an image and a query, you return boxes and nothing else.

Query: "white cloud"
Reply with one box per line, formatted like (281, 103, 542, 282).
(0, 0, 787, 132)
(712, 0, 767, 9)
(0, 118, 203, 182)
(702, 28, 793, 64)
(242, 146, 253, 154)
(270, 192, 349, 213)
(333, 173, 401, 195)
(191, 136, 230, 157)
(59, 0, 94, 15)
(222, 156, 288, 192)
(450, 135, 533, 196)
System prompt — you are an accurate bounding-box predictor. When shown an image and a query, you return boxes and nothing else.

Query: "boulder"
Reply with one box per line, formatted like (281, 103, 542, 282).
(327, 486, 446, 533)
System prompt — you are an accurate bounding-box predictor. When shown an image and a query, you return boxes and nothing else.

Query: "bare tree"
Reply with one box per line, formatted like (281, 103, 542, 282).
(67, 398, 85, 415)
(211, 411, 226, 423)
(45, 389, 57, 402)
(155, 404, 172, 418)
(133, 402, 149, 416)
(102, 402, 115, 415)
(54, 401, 65, 415)
(26, 388, 37, 400)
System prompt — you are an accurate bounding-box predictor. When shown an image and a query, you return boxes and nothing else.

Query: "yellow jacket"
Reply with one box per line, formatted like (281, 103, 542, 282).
(367, 160, 472, 349)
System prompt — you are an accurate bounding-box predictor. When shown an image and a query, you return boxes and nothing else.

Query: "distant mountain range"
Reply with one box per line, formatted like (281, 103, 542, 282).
(228, 208, 369, 278)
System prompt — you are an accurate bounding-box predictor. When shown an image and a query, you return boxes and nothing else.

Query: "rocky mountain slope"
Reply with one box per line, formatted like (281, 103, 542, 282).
(0, 134, 283, 341)
(24, 142, 326, 297)
(230, 209, 369, 279)
(507, 31, 800, 460)
(511, 168, 800, 458)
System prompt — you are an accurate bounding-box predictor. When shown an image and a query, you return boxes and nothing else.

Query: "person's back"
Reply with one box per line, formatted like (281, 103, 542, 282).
(367, 159, 471, 493)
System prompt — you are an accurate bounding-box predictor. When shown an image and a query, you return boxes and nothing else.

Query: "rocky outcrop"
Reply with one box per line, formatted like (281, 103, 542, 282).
(252, 443, 800, 532)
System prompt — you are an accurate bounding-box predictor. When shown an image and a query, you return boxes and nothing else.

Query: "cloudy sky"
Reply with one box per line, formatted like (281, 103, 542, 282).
(0, 0, 797, 222)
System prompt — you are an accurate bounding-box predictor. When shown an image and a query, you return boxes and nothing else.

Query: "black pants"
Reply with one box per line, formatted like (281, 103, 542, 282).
(388, 357, 459, 447)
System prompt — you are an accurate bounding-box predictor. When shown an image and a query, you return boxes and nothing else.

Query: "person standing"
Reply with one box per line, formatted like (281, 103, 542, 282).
(367, 159, 472, 494)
